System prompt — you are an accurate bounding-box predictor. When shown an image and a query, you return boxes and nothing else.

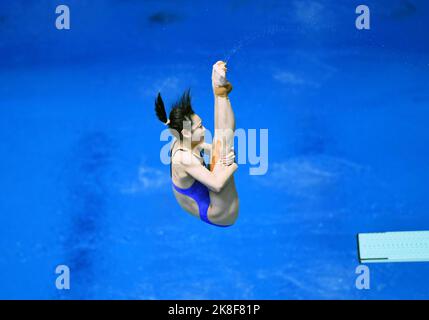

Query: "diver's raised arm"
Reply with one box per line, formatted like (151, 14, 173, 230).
(181, 153, 237, 193)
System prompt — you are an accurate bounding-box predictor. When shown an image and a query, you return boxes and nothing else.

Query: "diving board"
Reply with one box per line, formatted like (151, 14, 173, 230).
(357, 231, 429, 263)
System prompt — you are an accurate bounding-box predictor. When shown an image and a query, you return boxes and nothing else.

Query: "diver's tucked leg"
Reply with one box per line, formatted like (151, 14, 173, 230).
(206, 61, 239, 226)
(210, 95, 236, 170)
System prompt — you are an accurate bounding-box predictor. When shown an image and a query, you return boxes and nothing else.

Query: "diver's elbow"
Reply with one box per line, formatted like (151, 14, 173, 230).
(209, 178, 224, 193)
(210, 184, 222, 193)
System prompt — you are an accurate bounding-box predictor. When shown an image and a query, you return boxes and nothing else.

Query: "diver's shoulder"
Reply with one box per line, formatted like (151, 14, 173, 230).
(172, 148, 193, 165)
(175, 150, 202, 168)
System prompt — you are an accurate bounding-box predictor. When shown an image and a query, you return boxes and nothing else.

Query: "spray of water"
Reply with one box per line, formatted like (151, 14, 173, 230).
(223, 24, 288, 63)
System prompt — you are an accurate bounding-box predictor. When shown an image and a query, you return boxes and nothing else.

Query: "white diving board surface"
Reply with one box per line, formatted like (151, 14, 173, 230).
(357, 231, 429, 263)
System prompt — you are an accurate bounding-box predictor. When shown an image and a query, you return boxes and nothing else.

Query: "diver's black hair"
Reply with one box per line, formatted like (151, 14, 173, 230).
(154, 92, 168, 124)
(154, 89, 195, 139)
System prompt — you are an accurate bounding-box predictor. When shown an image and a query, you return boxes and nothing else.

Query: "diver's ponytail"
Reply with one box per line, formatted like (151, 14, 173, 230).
(154, 92, 169, 125)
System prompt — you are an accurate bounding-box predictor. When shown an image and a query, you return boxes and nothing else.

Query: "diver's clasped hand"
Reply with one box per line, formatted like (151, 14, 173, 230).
(214, 82, 233, 97)
(220, 150, 236, 166)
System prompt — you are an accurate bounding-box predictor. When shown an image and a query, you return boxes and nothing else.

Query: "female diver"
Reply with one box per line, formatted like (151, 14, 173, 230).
(154, 61, 239, 227)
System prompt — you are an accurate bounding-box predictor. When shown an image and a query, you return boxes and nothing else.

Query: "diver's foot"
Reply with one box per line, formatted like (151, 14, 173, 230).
(212, 61, 233, 96)
(212, 61, 228, 88)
